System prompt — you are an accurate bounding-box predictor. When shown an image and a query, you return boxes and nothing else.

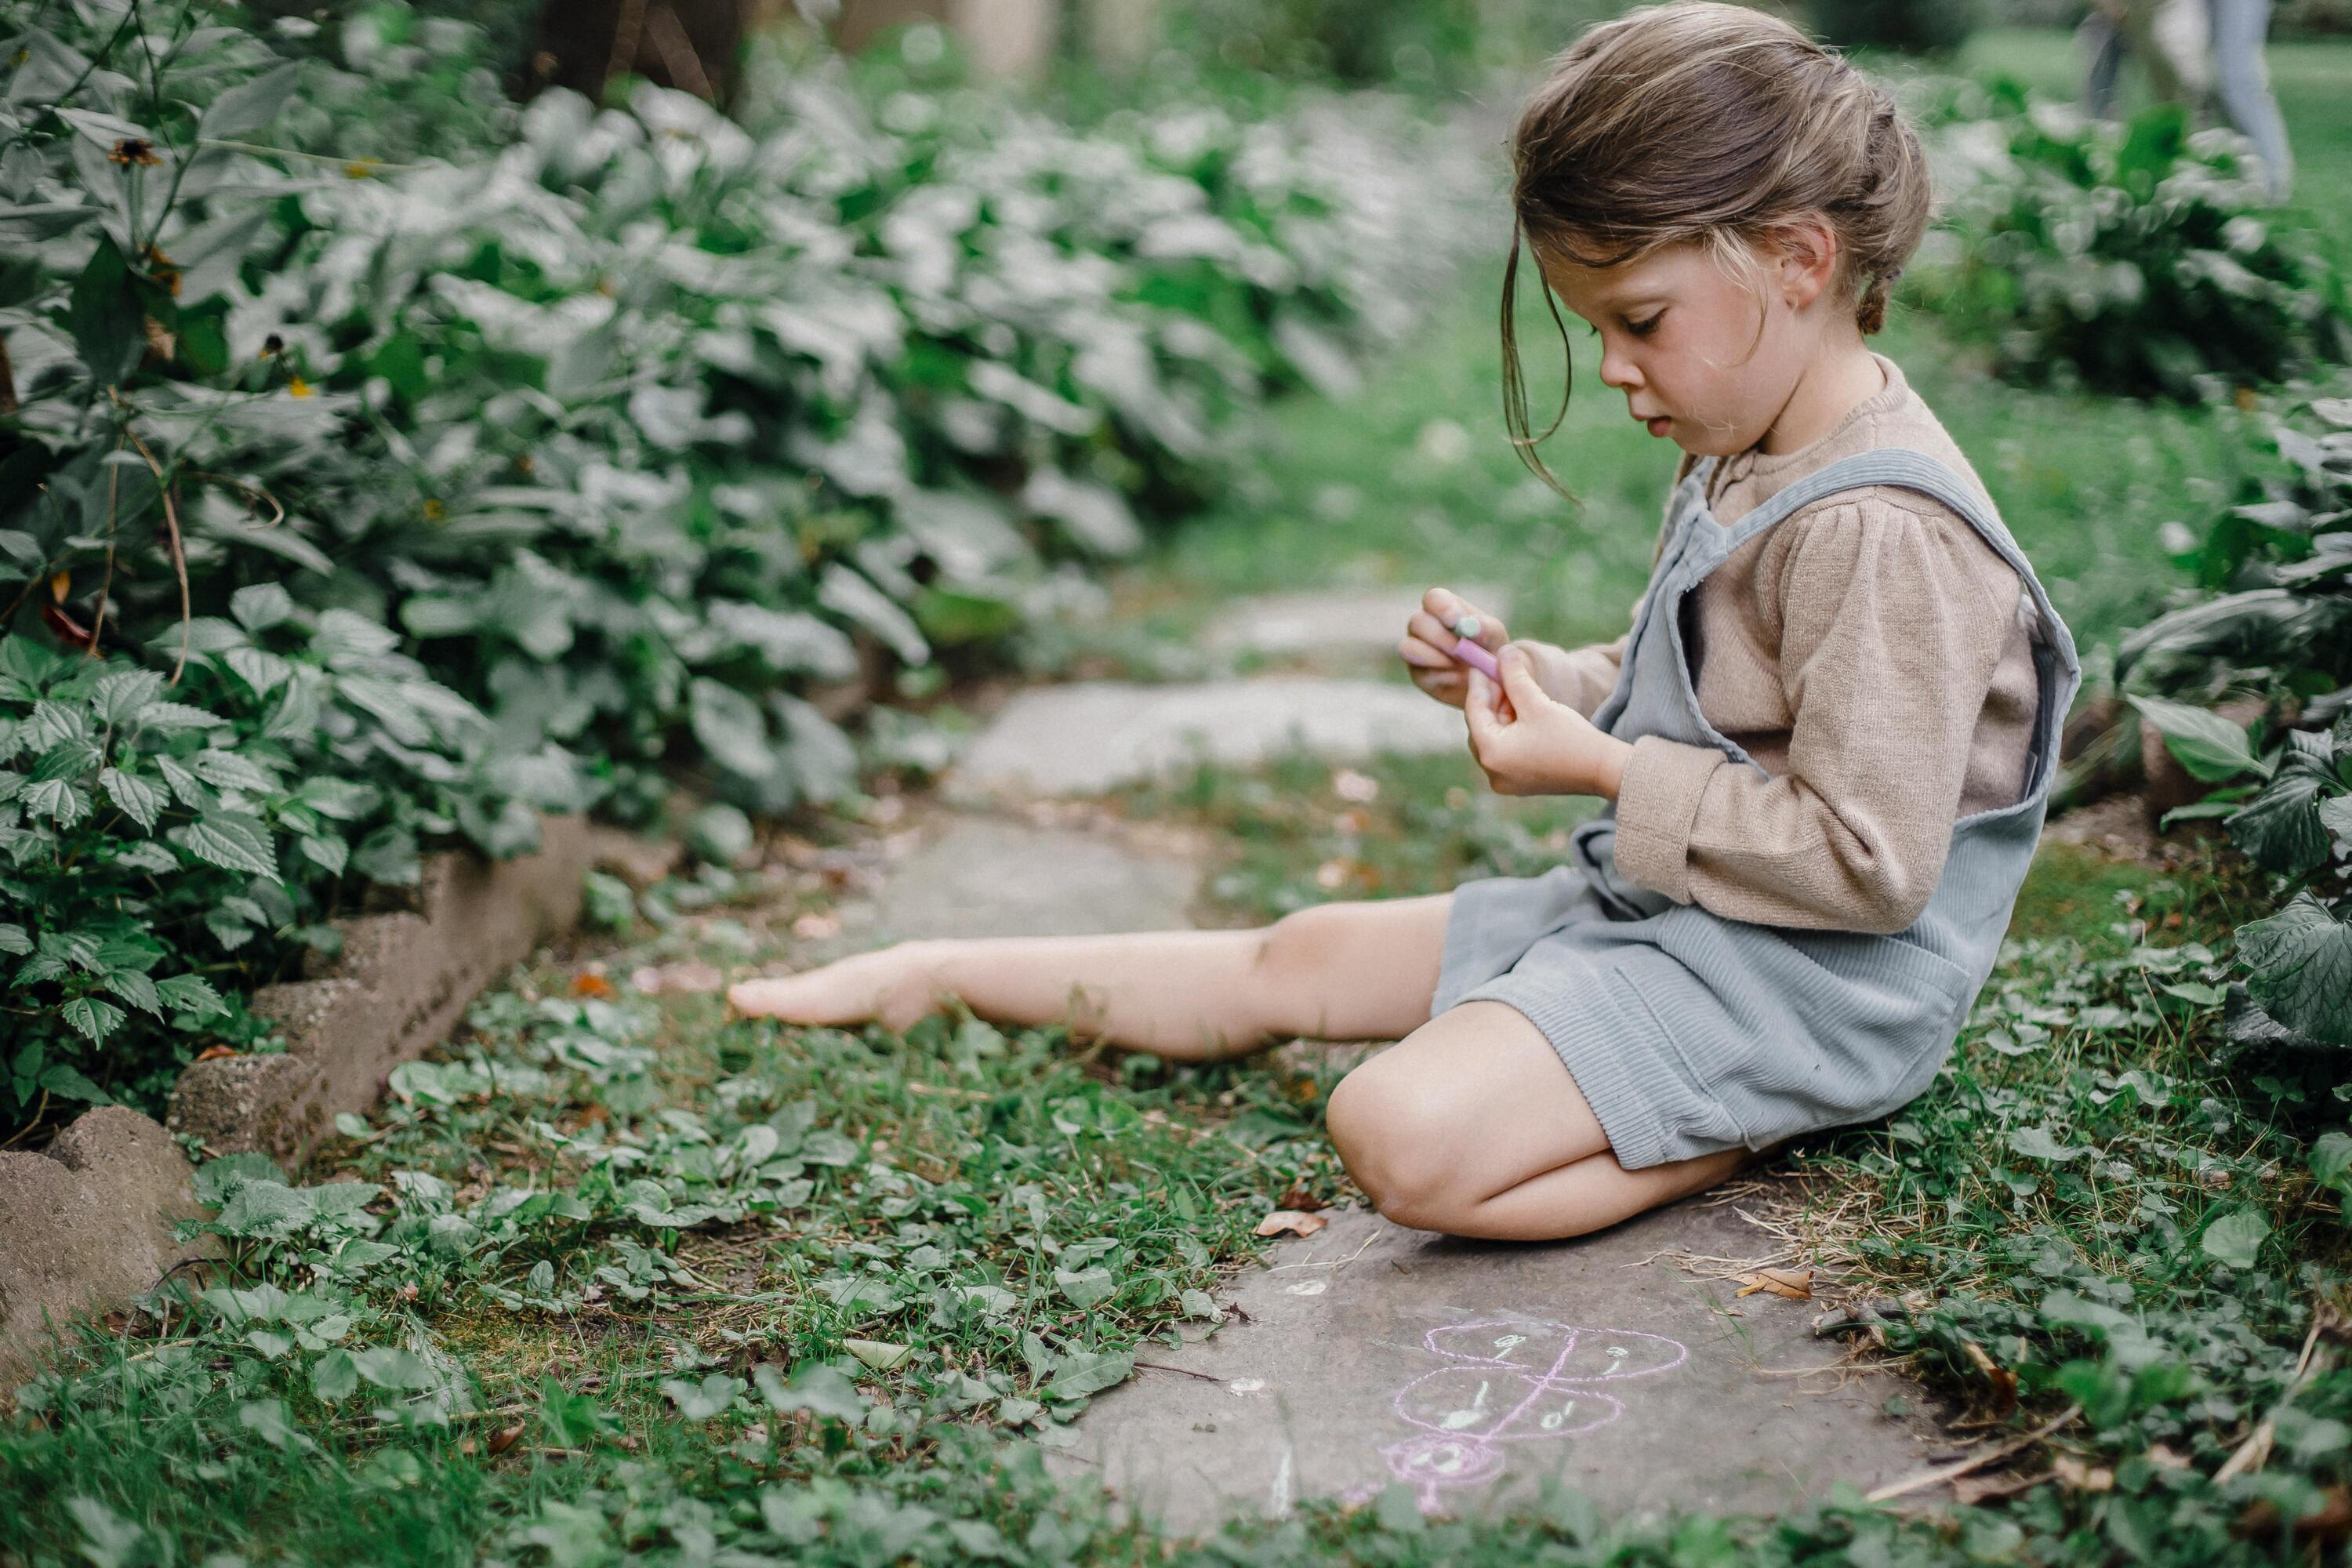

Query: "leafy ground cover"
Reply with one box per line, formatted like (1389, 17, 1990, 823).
(0, 2, 1475, 1137)
(7, 753, 2349, 1566)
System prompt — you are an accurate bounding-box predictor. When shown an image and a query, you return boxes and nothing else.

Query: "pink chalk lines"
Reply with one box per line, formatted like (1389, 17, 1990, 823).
(1366, 1319, 1690, 1513)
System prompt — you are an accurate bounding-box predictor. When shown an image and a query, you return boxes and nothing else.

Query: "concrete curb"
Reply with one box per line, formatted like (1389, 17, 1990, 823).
(2, 813, 621, 1382)
(0, 1108, 213, 1385)
(169, 813, 593, 1163)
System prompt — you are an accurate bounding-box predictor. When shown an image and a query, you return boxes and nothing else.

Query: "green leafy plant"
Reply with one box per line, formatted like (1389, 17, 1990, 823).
(2122, 390, 2352, 1048)
(0, 2, 1468, 1138)
(1911, 82, 2352, 398)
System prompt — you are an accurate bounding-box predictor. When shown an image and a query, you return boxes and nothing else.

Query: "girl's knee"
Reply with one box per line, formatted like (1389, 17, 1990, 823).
(1325, 1062, 1463, 1228)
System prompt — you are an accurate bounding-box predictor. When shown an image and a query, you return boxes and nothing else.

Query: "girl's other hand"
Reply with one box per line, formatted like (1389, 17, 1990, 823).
(1465, 645, 1634, 800)
(1401, 586, 1507, 709)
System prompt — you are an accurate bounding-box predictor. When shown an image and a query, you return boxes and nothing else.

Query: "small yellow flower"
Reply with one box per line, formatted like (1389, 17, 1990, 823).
(423, 498, 446, 521)
(49, 571, 70, 603)
(343, 158, 379, 180)
(288, 376, 312, 398)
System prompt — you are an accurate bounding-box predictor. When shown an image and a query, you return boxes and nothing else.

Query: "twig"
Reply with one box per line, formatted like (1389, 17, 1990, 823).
(1864, 1404, 2082, 1504)
(186, 470, 285, 527)
(643, 5, 713, 100)
(111, 398, 191, 684)
(1132, 1360, 1226, 1385)
(2215, 1313, 2331, 1483)
(604, 0, 650, 89)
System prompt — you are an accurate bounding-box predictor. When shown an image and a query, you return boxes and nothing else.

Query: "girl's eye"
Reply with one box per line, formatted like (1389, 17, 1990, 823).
(1627, 313, 1664, 338)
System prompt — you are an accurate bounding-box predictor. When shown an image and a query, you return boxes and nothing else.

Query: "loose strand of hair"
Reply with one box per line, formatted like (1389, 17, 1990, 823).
(1498, 226, 1577, 501)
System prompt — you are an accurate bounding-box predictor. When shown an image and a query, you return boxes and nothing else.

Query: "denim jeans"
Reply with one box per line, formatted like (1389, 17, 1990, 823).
(2208, 0, 2294, 198)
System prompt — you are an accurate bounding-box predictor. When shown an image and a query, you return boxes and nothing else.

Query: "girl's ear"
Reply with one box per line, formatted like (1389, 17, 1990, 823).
(1773, 216, 1841, 310)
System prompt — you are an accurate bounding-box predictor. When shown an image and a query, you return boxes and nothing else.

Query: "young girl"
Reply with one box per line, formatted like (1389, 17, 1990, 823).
(731, 2, 2080, 1244)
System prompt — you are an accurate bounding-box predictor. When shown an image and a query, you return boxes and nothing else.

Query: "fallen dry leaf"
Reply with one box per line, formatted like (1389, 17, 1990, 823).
(1254, 1210, 1329, 1239)
(2052, 1454, 2114, 1491)
(1733, 1266, 1813, 1301)
(488, 1421, 527, 1457)
(1962, 1340, 2021, 1416)
(192, 1044, 238, 1063)
(1275, 1185, 1329, 1214)
(570, 971, 613, 998)
(2145, 1442, 2193, 1471)
(1951, 1469, 2047, 1507)
(630, 960, 724, 995)
(2298, 1486, 2352, 1544)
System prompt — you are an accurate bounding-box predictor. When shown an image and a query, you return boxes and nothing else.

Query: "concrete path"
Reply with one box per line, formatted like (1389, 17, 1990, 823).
(1052, 1206, 1947, 1533)
(1204, 586, 1513, 658)
(949, 677, 1465, 797)
(790, 597, 1947, 1528)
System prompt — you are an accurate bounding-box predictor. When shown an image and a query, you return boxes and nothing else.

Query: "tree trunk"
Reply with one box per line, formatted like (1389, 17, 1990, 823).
(524, 0, 750, 106)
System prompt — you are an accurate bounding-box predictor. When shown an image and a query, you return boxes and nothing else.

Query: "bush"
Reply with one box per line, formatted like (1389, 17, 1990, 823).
(1909, 82, 2352, 398)
(1809, 0, 1976, 53)
(2123, 389, 2352, 1051)
(0, 5, 1475, 1138)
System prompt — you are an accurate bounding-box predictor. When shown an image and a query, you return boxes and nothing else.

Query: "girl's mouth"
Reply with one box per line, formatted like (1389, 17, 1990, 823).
(1645, 416, 1671, 437)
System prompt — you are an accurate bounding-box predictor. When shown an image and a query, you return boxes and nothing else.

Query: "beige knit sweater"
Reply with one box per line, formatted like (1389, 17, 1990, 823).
(1526, 354, 2042, 935)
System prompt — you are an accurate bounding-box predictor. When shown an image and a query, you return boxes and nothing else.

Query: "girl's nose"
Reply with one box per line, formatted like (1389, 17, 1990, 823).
(1598, 344, 1640, 391)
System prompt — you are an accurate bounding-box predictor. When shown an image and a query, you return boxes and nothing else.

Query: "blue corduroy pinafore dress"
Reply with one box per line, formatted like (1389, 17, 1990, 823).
(1432, 448, 2083, 1170)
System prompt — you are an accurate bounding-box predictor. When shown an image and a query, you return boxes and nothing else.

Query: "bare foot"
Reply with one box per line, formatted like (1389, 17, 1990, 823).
(726, 945, 943, 1032)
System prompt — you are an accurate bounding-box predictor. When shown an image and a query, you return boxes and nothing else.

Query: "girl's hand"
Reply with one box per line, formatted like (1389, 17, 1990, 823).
(1400, 586, 1507, 709)
(1465, 645, 1635, 800)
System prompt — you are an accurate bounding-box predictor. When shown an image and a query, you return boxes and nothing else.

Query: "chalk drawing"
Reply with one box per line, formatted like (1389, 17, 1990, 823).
(1370, 1319, 1688, 1513)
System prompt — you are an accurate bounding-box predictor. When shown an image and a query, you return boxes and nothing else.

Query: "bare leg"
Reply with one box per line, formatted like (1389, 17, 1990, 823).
(1327, 999, 1751, 1241)
(728, 895, 1454, 1062)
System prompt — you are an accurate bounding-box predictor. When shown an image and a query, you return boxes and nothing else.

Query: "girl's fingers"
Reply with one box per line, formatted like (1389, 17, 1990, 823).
(1398, 630, 1454, 669)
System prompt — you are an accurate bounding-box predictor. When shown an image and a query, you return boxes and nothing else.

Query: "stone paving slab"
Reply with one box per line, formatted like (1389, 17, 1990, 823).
(949, 678, 1466, 798)
(1056, 1203, 1948, 1534)
(850, 815, 1200, 942)
(1204, 587, 1513, 657)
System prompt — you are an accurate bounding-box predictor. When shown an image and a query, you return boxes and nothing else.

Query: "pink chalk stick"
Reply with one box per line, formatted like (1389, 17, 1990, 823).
(1450, 635, 1500, 680)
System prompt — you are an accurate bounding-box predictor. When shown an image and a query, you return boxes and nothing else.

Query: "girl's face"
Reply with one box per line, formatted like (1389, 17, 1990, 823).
(1537, 237, 1823, 458)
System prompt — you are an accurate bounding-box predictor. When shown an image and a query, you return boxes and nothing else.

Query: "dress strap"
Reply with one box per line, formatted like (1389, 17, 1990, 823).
(1718, 447, 2000, 545)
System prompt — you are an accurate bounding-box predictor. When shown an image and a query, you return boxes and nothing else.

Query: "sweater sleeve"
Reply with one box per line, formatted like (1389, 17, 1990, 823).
(1610, 497, 2020, 934)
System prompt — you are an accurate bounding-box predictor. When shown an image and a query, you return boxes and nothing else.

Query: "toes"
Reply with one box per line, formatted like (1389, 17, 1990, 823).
(726, 978, 793, 1017)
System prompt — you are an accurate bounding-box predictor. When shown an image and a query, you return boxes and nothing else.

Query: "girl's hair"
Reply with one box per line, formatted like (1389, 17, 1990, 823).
(1501, 2, 1933, 485)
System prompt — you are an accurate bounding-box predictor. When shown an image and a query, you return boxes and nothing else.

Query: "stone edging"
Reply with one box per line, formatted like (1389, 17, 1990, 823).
(0, 813, 634, 1382)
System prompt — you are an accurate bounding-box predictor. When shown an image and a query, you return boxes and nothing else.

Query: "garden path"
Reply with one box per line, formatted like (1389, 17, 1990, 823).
(778, 585, 1955, 1528)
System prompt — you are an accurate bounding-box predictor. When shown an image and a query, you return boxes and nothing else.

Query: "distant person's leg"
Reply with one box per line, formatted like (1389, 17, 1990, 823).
(2082, 7, 2126, 118)
(2121, 0, 2192, 104)
(2154, 0, 2216, 101)
(2208, 0, 2295, 198)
